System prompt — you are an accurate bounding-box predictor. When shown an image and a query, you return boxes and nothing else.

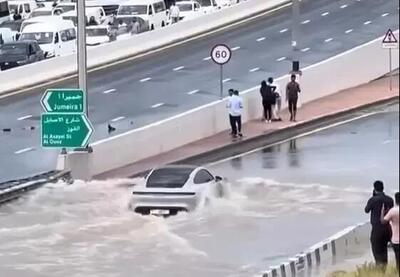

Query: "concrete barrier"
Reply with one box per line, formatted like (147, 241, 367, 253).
(260, 223, 370, 277)
(63, 31, 399, 179)
(0, 0, 290, 95)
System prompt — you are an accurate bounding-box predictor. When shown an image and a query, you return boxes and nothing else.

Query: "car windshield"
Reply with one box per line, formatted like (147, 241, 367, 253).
(87, 28, 108, 36)
(31, 10, 52, 17)
(146, 168, 194, 188)
(20, 32, 53, 44)
(197, 0, 212, 7)
(0, 44, 26, 55)
(118, 5, 147, 15)
(57, 5, 75, 13)
(0, 21, 21, 31)
(176, 4, 192, 11)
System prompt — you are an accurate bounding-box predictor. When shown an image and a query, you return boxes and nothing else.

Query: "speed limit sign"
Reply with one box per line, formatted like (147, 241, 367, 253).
(211, 44, 232, 65)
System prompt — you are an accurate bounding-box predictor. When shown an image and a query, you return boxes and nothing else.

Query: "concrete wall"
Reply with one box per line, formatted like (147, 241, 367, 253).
(0, 0, 290, 95)
(261, 223, 371, 277)
(64, 31, 399, 179)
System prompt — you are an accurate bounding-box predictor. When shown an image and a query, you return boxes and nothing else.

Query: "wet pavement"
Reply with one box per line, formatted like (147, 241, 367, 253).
(0, 104, 398, 277)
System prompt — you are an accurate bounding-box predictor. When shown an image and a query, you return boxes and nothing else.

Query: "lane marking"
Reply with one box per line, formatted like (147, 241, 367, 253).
(203, 56, 212, 61)
(207, 112, 379, 166)
(140, 77, 152, 82)
(301, 19, 311, 25)
(103, 88, 116, 94)
(381, 13, 389, 17)
(223, 78, 232, 83)
(276, 57, 286, 62)
(231, 46, 241, 51)
(187, 89, 199, 95)
(340, 4, 348, 9)
(301, 47, 310, 52)
(345, 29, 353, 34)
(15, 147, 34, 155)
(324, 37, 334, 43)
(279, 28, 288, 33)
(321, 12, 329, 16)
(111, 116, 125, 122)
(249, 67, 260, 72)
(17, 115, 33, 121)
(363, 20, 372, 25)
(151, 103, 164, 108)
(256, 37, 266, 42)
(173, 66, 185, 71)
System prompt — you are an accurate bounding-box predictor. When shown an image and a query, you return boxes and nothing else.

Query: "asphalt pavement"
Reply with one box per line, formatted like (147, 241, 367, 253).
(0, 0, 398, 181)
(0, 104, 397, 277)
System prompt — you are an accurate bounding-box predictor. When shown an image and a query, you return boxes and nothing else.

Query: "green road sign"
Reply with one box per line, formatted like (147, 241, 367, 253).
(41, 113, 93, 148)
(41, 89, 85, 113)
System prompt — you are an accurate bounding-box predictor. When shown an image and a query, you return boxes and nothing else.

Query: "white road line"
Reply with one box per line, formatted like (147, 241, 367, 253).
(324, 37, 334, 43)
(256, 37, 266, 42)
(111, 116, 125, 122)
(382, 139, 399, 144)
(345, 29, 353, 34)
(381, 13, 389, 17)
(223, 78, 232, 83)
(301, 19, 311, 25)
(17, 115, 33, 121)
(249, 67, 260, 72)
(103, 88, 116, 94)
(15, 147, 34, 155)
(340, 4, 348, 9)
(279, 28, 288, 33)
(203, 56, 212, 61)
(301, 47, 310, 52)
(151, 103, 164, 108)
(321, 11, 329, 16)
(363, 20, 372, 25)
(231, 46, 241, 51)
(276, 57, 286, 62)
(140, 77, 152, 82)
(173, 66, 185, 71)
(187, 89, 199, 95)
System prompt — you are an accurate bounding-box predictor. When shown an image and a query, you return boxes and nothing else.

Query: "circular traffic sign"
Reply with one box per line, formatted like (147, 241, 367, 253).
(211, 44, 232, 65)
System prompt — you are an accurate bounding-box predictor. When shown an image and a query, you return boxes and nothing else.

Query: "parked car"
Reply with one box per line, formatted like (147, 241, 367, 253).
(61, 6, 106, 26)
(215, 0, 238, 8)
(0, 40, 44, 70)
(195, 0, 219, 14)
(175, 0, 202, 21)
(29, 6, 55, 17)
(129, 165, 225, 216)
(8, 0, 38, 20)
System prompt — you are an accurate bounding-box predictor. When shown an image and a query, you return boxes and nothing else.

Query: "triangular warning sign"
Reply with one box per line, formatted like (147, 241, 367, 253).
(383, 29, 398, 43)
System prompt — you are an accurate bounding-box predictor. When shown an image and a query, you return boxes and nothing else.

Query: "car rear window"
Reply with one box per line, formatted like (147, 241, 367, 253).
(146, 168, 194, 188)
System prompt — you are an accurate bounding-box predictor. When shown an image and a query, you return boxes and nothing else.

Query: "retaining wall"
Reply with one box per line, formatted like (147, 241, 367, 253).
(63, 31, 399, 179)
(0, 0, 290, 95)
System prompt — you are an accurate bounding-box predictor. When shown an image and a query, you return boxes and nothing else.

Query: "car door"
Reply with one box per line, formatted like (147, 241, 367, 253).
(193, 169, 216, 199)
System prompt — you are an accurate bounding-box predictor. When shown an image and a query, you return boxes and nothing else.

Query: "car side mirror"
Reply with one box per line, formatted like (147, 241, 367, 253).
(215, 176, 222, 182)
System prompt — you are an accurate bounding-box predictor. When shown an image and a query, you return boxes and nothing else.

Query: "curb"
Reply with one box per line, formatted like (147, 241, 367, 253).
(128, 96, 398, 178)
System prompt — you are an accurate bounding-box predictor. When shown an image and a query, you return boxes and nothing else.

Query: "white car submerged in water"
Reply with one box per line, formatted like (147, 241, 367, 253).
(129, 165, 224, 216)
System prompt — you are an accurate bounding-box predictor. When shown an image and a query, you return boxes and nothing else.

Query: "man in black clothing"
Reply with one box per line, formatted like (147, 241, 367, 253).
(365, 180, 394, 269)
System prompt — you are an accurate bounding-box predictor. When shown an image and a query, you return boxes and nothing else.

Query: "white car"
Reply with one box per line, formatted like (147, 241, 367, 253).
(175, 1, 202, 21)
(129, 165, 224, 216)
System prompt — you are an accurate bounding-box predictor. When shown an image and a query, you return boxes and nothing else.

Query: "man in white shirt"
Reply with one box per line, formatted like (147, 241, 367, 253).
(381, 192, 400, 271)
(268, 77, 282, 121)
(226, 90, 243, 138)
(169, 2, 180, 24)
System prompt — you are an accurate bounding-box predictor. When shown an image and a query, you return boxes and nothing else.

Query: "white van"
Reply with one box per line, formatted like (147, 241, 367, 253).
(62, 7, 106, 26)
(195, 0, 218, 14)
(8, 0, 37, 20)
(19, 19, 76, 57)
(117, 0, 168, 30)
(20, 15, 67, 32)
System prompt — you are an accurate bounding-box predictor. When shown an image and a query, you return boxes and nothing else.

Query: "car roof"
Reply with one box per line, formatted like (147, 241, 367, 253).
(154, 164, 199, 170)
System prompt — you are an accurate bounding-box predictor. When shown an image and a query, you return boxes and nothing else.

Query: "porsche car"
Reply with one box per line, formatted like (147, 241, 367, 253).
(129, 165, 224, 216)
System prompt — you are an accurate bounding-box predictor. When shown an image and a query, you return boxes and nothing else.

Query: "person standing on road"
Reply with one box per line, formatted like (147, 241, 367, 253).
(286, 74, 301, 122)
(169, 2, 180, 24)
(226, 90, 243, 138)
(227, 88, 235, 135)
(268, 77, 282, 121)
(260, 80, 274, 123)
(365, 180, 394, 270)
(381, 192, 400, 271)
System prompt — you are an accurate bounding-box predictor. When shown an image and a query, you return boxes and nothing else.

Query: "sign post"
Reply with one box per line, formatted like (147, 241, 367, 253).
(382, 29, 399, 92)
(41, 89, 93, 149)
(211, 44, 232, 99)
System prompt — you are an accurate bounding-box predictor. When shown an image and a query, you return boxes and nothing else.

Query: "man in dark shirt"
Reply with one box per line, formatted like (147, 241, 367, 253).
(365, 180, 394, 269)
(286, 74, 301, 122)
